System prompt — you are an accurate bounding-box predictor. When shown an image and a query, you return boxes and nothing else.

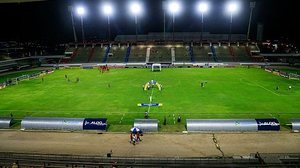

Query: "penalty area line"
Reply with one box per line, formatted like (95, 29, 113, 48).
(119, 114, 125, 124)
(240, 78, 280, 96)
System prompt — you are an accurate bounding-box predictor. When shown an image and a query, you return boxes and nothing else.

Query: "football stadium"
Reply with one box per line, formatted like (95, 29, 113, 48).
(0, 0, 300, 167)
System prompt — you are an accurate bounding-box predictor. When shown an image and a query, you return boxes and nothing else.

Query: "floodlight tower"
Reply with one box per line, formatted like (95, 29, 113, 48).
(197, 2, 209, 43)
(76, 6, 86, 43)
(129, 1, 142, 42)
(247, 1, 256, 40)
(102, 3, 114, 41)
(168, 1, 181, 42)
(68, 6, 78, 43)
(226, 2, 240, 43)
(162, 1, 167, 41)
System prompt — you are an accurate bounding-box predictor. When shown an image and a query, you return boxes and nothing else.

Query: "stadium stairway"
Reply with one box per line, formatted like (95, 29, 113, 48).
(146, 47, 151, 63)
(189, 44, 195, 62)
(102, 46, 111, 63)
(171, 47, 175, 63)
(69, 48, 79, 63)
(87, 47, 95, 62)
(124, 45, 131, 63)
(210, 46, 218, 62)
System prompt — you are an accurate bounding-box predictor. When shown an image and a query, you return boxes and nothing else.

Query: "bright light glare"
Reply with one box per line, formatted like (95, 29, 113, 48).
(102, 4, 113, 16)
(226, 2, 239, 14)
(197, 2, 209, 13)
(76, 6, 86, 16)
(168, 1, 181, 14)
(129, 2, 142, 15)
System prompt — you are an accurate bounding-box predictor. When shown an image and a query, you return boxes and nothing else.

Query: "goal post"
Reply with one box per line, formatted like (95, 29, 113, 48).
(152, 63, 161, 72)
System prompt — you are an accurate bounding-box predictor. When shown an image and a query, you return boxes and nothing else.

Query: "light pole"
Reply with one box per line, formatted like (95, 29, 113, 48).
(247, 1, 256, 40)
(162, 1, 166, 41)
(102, 3, 114, 42)
(129, 2, 142, 42)
(68, 6, 78, 43)
(76, 6, 86, 43)
(168, 1, 181, 42)
(226, 2, 239, 43)
(197, 2, 209, 43)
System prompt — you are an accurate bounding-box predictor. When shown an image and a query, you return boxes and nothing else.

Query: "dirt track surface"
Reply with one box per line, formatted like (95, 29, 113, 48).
(0, 131, 299, 157)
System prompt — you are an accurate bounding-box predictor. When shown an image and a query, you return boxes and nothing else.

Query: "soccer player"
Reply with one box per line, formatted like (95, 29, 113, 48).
(200, 82, 204, 88)
(177, 115, 181, 123)
(144, 111, 149, 119)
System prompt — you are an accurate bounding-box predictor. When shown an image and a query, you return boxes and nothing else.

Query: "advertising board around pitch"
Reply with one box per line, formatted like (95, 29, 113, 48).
(83, 118, 107, 131)
(255, 119, 280, 131)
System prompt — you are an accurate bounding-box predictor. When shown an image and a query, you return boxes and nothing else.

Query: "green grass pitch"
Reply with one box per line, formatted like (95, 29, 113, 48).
(0, 67, 300, 132)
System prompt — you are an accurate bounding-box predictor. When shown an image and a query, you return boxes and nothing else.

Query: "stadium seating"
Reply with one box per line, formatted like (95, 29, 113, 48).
(87, 47, 95, 62)
(232, 45, 251, 62)
(59, 41, 300, 64)
(228, 46, 237, 61)
(128, 45, 147, 63)
(102, 45, 111, 63)
(0, 55, 12, 61)
(210, 45, 218, 62)
(0, 60, 17, 72)
(149, 46, 172, 63)
(106, 45, 127, 63)
(89, 46, 107, 63)
(72, 47, 90, 63)
(193, 45, 213, 62)
(174, 46, 190, 62)
(65, 47, 74, 53)
(66, 47, 78, 63)
(124, 46, 131, 63)
(215, 45, 233, 62)
(249, 44, 260, 52)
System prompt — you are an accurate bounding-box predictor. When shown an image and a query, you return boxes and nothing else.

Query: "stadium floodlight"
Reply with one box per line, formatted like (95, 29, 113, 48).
(129, 1, 142, 16)
(168, 1, 181, 15)
(196, 2, 209, 43)
(102, 3, 113, 16)
(197, 2, 209, 14)
(76, 6, 86, 43)
(129, 1, 143, 41)
(226, 2, 239, 15)
(102, 3, 114, 41)
(168, 1, 182, 41)
(76, 6, 86, 16)
(226, 1, 240, 43)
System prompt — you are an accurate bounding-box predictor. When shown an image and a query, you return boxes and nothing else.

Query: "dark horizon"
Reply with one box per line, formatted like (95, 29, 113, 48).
(0, 0, 299, 46)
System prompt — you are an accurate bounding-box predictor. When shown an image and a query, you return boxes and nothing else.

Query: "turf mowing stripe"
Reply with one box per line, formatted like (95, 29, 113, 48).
(0, 109, 299, 115)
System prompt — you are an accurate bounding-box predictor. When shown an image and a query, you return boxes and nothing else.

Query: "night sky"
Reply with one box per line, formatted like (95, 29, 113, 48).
(0, 0, 299, 45)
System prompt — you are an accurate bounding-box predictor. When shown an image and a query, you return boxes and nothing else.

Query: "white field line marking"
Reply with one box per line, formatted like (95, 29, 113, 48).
(173, 114, 175, 124)
(119, 114, 125, 123)
(147, 88, 155, 113)
(240, 78, 280, 96)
